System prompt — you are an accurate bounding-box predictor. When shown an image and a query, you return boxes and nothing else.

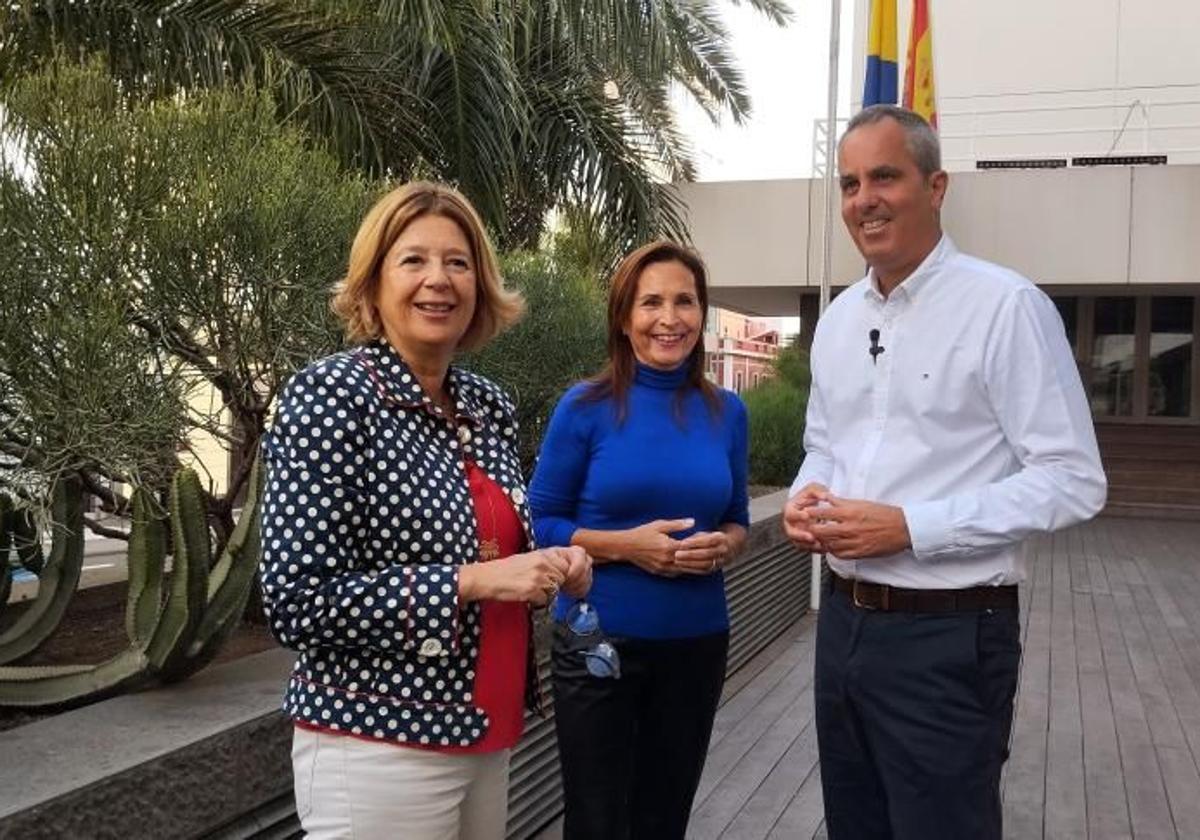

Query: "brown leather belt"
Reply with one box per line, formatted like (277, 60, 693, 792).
(830, 573, 1018, 613)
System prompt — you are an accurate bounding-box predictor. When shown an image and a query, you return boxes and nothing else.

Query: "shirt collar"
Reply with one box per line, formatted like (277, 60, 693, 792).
(863, 234, 956, 302)
(357, 338, 485, 429)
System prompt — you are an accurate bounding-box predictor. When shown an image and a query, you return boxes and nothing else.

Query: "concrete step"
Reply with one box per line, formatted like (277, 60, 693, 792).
(1095, 425, 1200, 444)
(1102, 501, 1200, 522)
(1100, 444, 1200, 463)
(1105, 470, 1200, 490)
(1105, 484, 1200, 506)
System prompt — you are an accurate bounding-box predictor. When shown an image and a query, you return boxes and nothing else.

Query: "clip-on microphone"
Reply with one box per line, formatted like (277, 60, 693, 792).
(868, 329, 886, 365)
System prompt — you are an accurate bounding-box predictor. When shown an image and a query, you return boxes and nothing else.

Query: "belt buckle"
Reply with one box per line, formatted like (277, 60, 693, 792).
(852, 579, 889, 610)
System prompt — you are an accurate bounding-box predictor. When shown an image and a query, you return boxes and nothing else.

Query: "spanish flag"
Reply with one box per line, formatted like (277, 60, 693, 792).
(903, 0, 937, 128)
(863, 0, 898, 106)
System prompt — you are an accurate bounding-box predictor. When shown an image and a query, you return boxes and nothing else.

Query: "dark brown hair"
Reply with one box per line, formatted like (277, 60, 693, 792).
(582, 240, 721, 421)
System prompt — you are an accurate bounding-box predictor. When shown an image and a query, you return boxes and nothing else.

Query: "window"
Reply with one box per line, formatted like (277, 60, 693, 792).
(734, 371, 743, 392)
(1149, 297, 1193, 418)
(1051, 296, 1078, 354)
(1081, 294, 1196, 423)
(1089, 297, 1136, 417)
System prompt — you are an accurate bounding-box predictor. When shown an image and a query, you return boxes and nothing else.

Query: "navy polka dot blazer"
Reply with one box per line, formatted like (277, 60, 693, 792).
(260, 338, 536, 747)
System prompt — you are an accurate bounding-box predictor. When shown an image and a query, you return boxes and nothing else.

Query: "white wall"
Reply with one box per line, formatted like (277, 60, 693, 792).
(1129, 165, 1200, 284)
(849, 0, 1200, 168)
(678, 164, 1200, 315)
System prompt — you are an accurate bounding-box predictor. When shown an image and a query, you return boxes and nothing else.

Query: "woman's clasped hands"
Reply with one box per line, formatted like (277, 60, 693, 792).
(460, 546, 592, 606)
(623, 518, 732, 577)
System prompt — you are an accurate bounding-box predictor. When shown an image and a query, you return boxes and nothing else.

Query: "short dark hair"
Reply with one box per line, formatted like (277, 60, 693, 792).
(841, 105, 941, 176)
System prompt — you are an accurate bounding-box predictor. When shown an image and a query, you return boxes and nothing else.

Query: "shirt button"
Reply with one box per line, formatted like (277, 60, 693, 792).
(511, 488, 526, 505)
(419, 638, 444, 657)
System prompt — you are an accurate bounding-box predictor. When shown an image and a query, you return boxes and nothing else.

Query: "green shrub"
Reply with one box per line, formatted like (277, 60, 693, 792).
(463, 251, 607, 474)
(743, 379, 807, 486)
(741, 342, 811, 486)
(773, 341, 813, 393)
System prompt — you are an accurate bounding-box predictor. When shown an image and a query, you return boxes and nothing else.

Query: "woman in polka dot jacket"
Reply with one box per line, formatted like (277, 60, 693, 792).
(530, 241, 751, 840)
(259, 182, 591, 840)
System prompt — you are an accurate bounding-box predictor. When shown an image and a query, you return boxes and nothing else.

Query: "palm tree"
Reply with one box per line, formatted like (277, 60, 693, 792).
(0, 0, 789, 251)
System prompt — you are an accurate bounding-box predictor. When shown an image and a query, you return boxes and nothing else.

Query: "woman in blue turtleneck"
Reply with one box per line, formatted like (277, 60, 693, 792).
(529, 241, 749, 840)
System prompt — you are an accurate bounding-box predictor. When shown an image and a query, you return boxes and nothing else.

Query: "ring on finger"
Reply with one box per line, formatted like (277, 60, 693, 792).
(710, 558, 718, 573)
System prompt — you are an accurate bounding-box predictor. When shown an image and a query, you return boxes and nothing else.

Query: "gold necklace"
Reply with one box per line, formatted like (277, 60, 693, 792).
(477, 468, 501, 561)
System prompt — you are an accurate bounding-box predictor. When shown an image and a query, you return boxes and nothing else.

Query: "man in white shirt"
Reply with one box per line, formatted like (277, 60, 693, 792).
(783, 105, 1106, 840)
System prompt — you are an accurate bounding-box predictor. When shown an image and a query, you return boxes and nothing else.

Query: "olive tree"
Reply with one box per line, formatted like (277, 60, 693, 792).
(0, 60, 377, 551)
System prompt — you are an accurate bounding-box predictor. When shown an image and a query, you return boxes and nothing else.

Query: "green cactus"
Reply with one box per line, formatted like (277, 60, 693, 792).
(0, 649, 151, 707)
(185, 458, 264, 670)
(146, 468, 214, 680)
(124, 486, 166, 646)
(0, 459, 264, 708)
(0, 478, 84, 665)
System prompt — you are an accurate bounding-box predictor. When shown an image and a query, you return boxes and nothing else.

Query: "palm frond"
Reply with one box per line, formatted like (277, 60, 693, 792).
(0, 0, 433, 172)
(523, 66, 689, 249)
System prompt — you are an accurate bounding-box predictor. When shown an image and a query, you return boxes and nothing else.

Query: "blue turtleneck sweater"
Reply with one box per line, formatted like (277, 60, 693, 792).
(529, 363, 749, 639)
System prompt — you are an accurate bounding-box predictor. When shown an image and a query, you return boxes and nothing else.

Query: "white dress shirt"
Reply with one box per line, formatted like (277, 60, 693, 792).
(791, 236, 1107, 588)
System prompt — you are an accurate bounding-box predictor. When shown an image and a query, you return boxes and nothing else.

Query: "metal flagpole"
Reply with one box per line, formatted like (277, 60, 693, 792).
(812, 0, 841, 611)
(820, 0, 841, 317)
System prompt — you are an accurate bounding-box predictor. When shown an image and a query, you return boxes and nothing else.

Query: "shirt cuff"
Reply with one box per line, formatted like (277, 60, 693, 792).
(403, 565, 462, 658)
(901, 500, 958, 560)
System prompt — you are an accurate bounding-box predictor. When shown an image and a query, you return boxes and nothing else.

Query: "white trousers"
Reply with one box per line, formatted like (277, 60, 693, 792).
(292, 727, 510, 840)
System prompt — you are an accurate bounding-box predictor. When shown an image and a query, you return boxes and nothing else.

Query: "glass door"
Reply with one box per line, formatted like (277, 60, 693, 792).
(1147, 297, 1193, 418)
(1088, 297, 1137, 418)
(1052, 293, 1199, 424)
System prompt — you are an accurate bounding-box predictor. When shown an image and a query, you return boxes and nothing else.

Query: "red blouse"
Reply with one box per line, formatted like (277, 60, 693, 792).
(450, 460, 529, 752)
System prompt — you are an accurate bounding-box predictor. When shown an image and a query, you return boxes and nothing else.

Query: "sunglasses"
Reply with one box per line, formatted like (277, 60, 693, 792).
(565, 601, 621, 679)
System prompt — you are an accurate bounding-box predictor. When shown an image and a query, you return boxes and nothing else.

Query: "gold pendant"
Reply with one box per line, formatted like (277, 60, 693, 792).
(479, 538, 500, 561)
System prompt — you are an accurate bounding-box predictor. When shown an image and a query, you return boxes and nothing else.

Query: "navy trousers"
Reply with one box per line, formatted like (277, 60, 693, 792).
(815, 579, 1021, 840)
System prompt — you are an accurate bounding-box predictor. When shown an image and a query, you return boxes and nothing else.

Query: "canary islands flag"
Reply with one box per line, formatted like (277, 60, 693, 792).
(903, 0, 937, 127)
(863, 0, 898, 106)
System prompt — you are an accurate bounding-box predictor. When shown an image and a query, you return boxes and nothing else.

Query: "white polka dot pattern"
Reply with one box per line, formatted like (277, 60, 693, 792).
(259, 339, 535, 748)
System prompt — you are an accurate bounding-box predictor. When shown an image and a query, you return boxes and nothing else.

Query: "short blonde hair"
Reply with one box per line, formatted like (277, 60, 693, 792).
(331, 181, 525, 350)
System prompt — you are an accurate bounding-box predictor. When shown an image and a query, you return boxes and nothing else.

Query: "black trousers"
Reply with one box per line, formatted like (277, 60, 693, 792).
(551, 625, 729, 840)
(816, 580, 1021, 840)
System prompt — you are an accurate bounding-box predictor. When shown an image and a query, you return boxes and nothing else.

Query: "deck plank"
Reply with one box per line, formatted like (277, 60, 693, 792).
(693, 638, 817, 806)
(540, 520, 1200, 840)
(1044, 530, 1088, 840)
(689, 688, 816, 840)
(691, 518, 1200, 840)
(1075, 587, 1133, 839)
(1003, 534, 1053, 838)
(717, 722, 820, 840)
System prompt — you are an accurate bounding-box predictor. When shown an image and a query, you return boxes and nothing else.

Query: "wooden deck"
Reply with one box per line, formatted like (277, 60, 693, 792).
(534, 517, 1200, 839)
(683, 517, 1200, 840)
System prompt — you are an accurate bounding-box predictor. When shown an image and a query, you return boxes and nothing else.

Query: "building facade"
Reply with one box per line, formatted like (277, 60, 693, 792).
(704, 309, 783, 393)
(678, 0, 1200, 518)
